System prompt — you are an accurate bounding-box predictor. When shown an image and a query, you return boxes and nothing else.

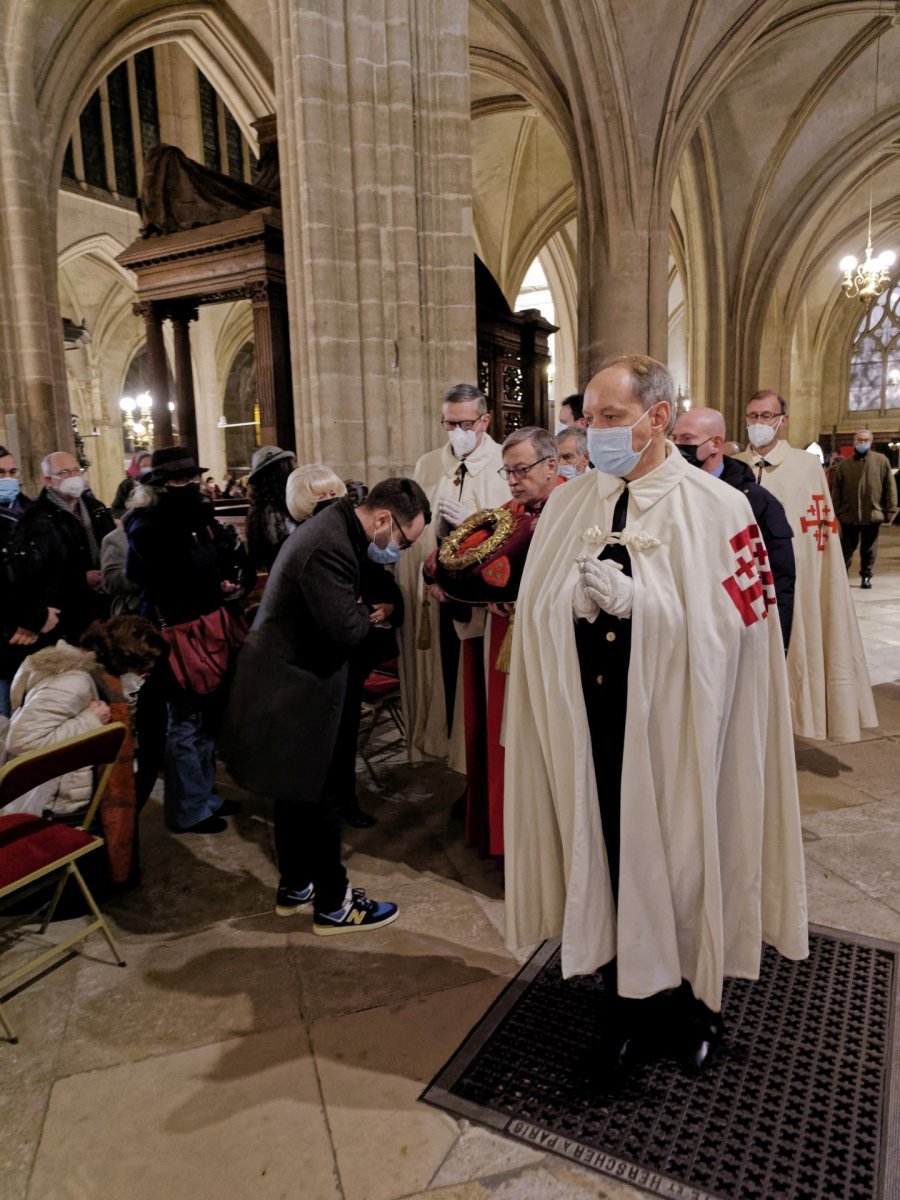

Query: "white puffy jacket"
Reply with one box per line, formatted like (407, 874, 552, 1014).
(5, 642, 104, 815)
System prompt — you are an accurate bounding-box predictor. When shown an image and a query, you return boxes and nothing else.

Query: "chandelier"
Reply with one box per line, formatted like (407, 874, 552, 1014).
(840, 241, 896, 302)
(839, 6, 896, 303)
(120, 392, 154, 451)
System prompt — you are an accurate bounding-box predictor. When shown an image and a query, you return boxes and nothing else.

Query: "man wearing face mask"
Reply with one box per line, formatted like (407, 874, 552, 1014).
(555, 427, 591, 481)
(830, 429, 897, 589)
(738, 391, 877, 742)
(7, 450, 114, 657)
(222, 478, 431, 932)
(504, 354, 808, 1086)
(396, 383, 509, 774)
(672, 407, 795, 649)
(0, 444, 54, 718)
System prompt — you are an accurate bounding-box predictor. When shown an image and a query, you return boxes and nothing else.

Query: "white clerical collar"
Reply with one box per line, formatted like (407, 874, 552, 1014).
(750, 439, 789, 468)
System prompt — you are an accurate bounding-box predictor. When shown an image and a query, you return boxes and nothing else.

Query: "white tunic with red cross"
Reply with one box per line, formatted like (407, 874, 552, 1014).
(741, 439, 876, 741)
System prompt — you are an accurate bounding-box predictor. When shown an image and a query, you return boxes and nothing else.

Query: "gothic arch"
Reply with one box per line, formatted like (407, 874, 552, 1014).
(38, 3, 275, 199)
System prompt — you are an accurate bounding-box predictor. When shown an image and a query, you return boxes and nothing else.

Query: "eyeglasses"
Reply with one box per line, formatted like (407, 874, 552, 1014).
(441, 417, 484, 431)
(498, 456, 553, 481)
(392, 517, 416, 550)
(746, 411, 783, 423)
(0, 467, 18, 478)
(50, 467, 84, 478)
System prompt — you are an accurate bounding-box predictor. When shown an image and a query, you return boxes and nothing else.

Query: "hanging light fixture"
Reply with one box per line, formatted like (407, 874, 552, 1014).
(839, 5, 896, 302)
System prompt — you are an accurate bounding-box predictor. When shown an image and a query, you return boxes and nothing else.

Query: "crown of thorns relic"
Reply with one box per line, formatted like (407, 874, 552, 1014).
(434, 506, 532, 603)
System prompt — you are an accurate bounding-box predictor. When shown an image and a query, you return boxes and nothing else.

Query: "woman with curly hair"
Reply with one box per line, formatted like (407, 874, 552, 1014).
(245, 446, 297, 570)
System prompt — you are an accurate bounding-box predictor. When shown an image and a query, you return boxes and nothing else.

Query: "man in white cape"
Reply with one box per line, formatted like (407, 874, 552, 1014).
(397, 384, 509, 769)
(504, 355, 808, 1079)
(738, 390, 876, 742)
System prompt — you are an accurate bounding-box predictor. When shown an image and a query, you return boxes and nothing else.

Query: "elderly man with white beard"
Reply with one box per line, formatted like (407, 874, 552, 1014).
(503, 354, 808, 1085)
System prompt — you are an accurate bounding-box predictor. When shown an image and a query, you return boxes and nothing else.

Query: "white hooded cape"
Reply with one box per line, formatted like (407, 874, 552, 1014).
(504, 448, 808, 1011)
(738, 441, 876, 742)
(397, 434, 510, 766)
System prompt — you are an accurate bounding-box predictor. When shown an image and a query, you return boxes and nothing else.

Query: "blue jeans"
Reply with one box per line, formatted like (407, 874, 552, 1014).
(164, 690, 221, 830)
(0, 678, 10, 719)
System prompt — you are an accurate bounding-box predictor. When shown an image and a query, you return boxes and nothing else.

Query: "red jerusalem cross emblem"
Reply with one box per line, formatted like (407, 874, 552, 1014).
(799, 494, 838, 552)
(721, 524, 776, 627)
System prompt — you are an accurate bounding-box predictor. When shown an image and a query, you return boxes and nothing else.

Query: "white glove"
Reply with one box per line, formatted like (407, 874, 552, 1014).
(435, 497, 470, 540)
(572, 557, 634, 622)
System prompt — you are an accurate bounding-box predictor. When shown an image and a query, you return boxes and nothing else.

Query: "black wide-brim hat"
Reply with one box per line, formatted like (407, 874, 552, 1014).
(144, 445, 207, 486)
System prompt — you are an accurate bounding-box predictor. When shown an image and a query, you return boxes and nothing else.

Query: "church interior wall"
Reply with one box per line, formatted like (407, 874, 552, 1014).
(1, 1, 898, 489)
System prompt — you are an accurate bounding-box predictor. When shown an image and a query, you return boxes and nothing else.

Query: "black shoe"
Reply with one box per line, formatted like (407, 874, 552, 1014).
(173, 815, 227, 834)
(342, 802, 377, 829)
(275, 881, 314, 917)
(679, 1011, 726, 1075)
(214, 798, 243, 817)
(861, 576, 872, 589)
(450, 788, 467, 821)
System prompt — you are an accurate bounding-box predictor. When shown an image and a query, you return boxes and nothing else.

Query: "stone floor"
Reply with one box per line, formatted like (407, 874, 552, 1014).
(3, 531, 900, 1200)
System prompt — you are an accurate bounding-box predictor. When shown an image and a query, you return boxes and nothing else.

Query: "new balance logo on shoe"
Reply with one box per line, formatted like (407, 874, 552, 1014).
(313, 887, 399, 937)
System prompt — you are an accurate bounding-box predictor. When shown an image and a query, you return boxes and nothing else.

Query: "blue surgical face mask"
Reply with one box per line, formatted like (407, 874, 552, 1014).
(587, 408, 653, 477)
(557, 463, 580, 480)
(0, 478, 20, 503)
(367, 518, 404, 564)
(855, 442, 871, 455)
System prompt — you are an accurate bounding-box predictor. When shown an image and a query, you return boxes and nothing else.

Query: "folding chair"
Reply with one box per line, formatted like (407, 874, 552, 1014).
(358, 659, 407, 785)
(0, 722, 128, 1043)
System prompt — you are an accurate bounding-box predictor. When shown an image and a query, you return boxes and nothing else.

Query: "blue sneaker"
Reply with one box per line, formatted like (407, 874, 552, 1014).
(274, 881, 314, 917)
(313, 887, 399, 937)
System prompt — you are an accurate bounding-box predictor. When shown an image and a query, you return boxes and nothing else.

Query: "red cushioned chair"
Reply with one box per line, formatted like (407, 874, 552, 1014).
(0, 723, 128, 1043)
(358, 658, 407, 785)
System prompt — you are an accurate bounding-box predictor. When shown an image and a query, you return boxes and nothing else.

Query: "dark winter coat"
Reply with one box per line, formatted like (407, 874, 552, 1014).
(0, 492, 33, 678)
(720, 455, 796, 649)
(831, 449, 898, 527)
(124, 488, 250, 626)
(6, 488, 114, 645)
(220, 497, 374, 803)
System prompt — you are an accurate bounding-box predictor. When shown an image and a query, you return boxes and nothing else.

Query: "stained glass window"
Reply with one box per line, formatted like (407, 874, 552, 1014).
(848, 282, 900, 412)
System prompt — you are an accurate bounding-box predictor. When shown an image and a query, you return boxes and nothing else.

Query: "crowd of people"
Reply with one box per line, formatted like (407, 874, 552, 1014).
(0, 354, 887, 1079)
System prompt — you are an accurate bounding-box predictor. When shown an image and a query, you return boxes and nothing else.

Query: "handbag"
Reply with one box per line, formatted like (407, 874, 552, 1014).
(160, 604, 248, 695)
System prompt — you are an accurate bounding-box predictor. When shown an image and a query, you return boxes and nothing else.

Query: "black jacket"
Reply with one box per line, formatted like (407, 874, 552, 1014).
(720, 456, 795, 649)
(220, 497, 374, 803)
(0, 493, 33, 677)
(125, 488, 250, 626)
(6, 488, 114, 645)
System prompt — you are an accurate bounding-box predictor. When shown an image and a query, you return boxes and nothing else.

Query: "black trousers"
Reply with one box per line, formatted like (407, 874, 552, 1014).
(273, 794, 348, 914)
(840, 523, 880, 577)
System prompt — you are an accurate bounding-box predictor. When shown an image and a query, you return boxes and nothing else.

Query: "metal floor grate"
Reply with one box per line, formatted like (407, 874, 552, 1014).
(421, 928, 899, 1200)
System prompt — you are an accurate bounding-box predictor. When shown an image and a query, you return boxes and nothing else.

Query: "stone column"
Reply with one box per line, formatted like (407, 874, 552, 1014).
(169, 305, 199, 459)
(250, 281, 294, 451)
(134, 301, 174, 446)
(271, 0, 474, 481)
(0, 38, 71, 486)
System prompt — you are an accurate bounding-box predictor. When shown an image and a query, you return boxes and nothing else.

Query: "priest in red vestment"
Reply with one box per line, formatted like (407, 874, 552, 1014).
(454, 426, 560, 857)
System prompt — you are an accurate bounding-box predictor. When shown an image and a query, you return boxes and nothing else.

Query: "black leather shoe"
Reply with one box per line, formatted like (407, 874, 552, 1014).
(861, 576, 872, 589)
(214, 798, 243, 817)
(680, 1013, 726, 1075)
(584, 1028, 637, 1093)
(342, 803, 377, 828)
